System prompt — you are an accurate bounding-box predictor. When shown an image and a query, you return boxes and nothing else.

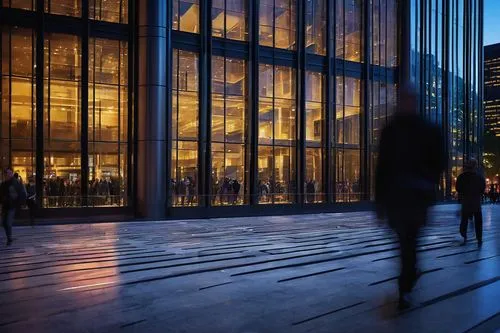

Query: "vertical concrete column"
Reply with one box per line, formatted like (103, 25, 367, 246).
(136, 0, 168, 218)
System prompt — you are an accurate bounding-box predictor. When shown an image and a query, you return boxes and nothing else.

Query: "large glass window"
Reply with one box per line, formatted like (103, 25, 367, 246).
(259, 0, 296, 50)
(212, 0, 247, 41)
(172, 50, 199, 207)
(336, 76, 361, 145)
(88, 38, 128, 207)
(386, 0, 397, 67)
(258, 64, 296, 204)
(173, 0, 200, 34)
(1, 27, 36, 184)
(336, 0, 363, 62)
(45, 0, 82, 17)
(336, 76, 362, 202)
(306, 0, 327, 56)
(90, 0, 128, 24)
(2, 0, 35, 10)
(336, 149, 360, 202)
(211, 56, 247, 206)
(305, 71, 325, 203)
(43, 34, 82, 207)
(371, 0, 387, 66)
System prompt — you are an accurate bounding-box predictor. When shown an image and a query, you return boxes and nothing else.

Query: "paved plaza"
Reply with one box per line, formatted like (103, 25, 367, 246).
(0, 205, 499, 333)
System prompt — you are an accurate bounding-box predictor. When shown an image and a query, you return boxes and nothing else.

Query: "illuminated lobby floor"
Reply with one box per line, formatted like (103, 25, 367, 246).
(0, 205, 499, 332)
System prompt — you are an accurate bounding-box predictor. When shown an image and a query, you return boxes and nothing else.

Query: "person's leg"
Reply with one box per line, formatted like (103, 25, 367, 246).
(398, 227, 418, 293)
(4, 209, 15, 245)
(474, 210, 483, 244)
(1, 210, 8, 242)
(460, 209, 469, 243)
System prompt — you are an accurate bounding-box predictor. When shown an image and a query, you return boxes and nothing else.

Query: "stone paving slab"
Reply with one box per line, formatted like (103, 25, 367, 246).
(0, 204, 499, 333)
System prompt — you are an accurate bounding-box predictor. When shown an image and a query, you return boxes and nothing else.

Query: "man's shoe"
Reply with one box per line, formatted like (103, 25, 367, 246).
(398, 293, 412, 311)
(477, 240, 483, 248)
(6, 239, 12, 246)
(461, 237, 467, 246)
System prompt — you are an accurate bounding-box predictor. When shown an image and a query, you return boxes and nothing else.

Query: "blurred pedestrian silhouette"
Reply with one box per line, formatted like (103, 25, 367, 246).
(0, 168, 25, 246)
(456, 159, 485, 247)
(375, 86, 446, 310)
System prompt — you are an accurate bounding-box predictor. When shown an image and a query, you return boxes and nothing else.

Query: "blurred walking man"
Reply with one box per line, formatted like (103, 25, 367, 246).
(376, 87, 446, 310)
(0, 168, 24, 246)
(456, 159, 485, 247)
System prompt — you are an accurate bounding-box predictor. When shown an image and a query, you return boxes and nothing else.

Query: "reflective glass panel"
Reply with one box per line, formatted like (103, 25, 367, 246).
(212, 0, 247, 41)
(0, 27, 36, 184)
(336, 149, 360, 202)
(88, 38, 128, 207)
(259, 0, 296, 50)
(43, 34, 82, 207)
(89, 0, 128, 23)
(173, 0, 200, 33)
(2, 0, 35, 10)
(211, 56, 247, 206)
(306, 0, 326, 55)
(258, 63, 296, 204)
(305, 71, 325, 202)
(172, 50, 199, 207)
(45, 0, 82, 17)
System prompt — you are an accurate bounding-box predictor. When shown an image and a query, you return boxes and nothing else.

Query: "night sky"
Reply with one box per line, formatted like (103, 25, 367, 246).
(485, 0, 500, 45)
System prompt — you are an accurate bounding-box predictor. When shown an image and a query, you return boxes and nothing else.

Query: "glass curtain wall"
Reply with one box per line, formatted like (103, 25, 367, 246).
(173, 0, 200, 33)
(2, 0, 34, 10)
(1, 3, 131, 209)
(336, 0, 364, 62)
(171, 49, 199, 207)
(1, 27, 36, 183)
(211, 56, 248, 206)
(336, 76, 362, 202)
(89, 0, 128, 23)
(44, 33, 82, 208)
(45, 0, 82, 17)
(259, 0, 296, 50)
(88, 38, 128, 207)
(258, 64, 296, 204)
(305, 0, 326, 56)
(305, 71, 325, 203)
(212, 0, 247, 41)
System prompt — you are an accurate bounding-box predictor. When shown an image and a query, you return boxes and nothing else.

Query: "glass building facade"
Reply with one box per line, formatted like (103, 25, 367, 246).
(0, 0, 483, 218)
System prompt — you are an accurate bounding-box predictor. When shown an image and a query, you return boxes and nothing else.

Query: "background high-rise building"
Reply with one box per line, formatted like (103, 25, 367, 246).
(0, 0, 483, 219)
(484, 43, 500, 179)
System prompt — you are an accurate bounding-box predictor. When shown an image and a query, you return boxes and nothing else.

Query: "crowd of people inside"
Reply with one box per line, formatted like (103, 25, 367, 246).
(258, 178, 296, 203)
(171, 176, 197, 206)
(44, 177, 123, 207)
(212, 177, 241, 205)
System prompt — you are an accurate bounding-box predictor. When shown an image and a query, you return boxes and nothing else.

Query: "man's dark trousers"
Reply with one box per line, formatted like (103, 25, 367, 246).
(2, 208, 15, 241)
(460, 209, 483, 242)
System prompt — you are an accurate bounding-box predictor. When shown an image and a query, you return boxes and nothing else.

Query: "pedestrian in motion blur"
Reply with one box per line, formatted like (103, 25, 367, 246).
(375, 86, 446, 310)
(0, 168, 25, 246)
(456, 159, 485, 247)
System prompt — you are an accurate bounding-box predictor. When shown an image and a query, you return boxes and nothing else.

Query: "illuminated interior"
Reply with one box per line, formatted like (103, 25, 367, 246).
(89, 0, 128, 23)
(45, 0, 82, 17)
(259, 0, 296, 50)
(173, 0, 200, 34)
(306, 0, 327, 56)
(212, 0, 247, 41)
(211, 56, 247, 205)
(305, 71, 325, 203)
(258, 63, 296, 204)
(171, 49, 199, 207)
